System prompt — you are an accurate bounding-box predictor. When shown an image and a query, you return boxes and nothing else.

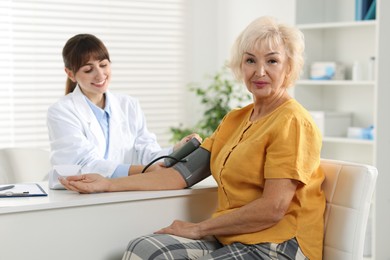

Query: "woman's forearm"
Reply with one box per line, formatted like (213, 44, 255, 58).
(109, 167, 187, 191)
(197, 179, 297, 237)
(197, 198, 278, 237)
(155, 197, 281, 240)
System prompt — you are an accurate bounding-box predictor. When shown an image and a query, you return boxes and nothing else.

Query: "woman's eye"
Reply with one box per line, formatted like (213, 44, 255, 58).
(268, 59, 278, 64)
(246, 58, 255, 64)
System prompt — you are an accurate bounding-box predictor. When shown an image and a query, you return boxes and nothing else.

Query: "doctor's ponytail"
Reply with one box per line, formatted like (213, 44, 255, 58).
(65, 78, 77, 95)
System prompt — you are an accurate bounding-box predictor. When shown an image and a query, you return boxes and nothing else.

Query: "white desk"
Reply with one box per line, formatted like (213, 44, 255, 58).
(0, 179, 218, 260)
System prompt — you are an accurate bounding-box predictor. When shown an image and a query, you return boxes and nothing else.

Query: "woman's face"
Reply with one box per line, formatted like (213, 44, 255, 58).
(66, 58, 111, 102)
(241, 42, 290, 102)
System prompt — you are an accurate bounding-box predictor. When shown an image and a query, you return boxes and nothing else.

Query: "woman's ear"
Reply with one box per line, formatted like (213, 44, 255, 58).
(286, 60, 292, 76)
(65, 68, 76, 82)
(282, 63, 292, 88)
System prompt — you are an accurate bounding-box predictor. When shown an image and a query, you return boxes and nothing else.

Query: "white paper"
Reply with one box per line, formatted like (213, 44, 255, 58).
(49, 165, 81, 190)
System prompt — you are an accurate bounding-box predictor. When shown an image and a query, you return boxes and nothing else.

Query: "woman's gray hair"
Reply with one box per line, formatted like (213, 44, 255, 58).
(228, 16, 305, 87)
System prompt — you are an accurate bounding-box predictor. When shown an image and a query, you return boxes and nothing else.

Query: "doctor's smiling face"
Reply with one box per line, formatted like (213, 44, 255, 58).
(65, 58, 111, 104)
(62, 34, 111, 105)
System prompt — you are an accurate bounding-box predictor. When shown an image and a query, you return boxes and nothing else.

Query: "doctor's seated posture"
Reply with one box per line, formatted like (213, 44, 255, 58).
(61, 16, 326, 260)
(47, 33, 199, 179)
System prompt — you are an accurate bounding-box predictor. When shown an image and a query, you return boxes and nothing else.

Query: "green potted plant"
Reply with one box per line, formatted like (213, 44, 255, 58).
(170, 66, 251, 142)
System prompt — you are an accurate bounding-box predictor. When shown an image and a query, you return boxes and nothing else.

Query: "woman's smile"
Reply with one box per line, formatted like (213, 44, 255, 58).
(92, 79, 107, 88)
(252, 80, 269, 88)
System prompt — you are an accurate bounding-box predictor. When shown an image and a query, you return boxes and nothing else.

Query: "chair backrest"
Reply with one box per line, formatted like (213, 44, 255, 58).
(0, 147, 51, 184)
(321, 159, 378, 260)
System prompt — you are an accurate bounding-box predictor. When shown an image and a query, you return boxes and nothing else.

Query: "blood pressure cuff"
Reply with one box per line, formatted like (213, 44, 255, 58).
(172, 147, 211, 187)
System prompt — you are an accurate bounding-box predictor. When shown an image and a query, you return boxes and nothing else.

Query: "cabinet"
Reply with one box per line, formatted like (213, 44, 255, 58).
(293, 0, 390, 259)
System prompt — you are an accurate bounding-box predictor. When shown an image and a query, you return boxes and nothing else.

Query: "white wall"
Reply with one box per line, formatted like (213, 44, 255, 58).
(184, 0, 295, 126)
(215, 0, 295, 68)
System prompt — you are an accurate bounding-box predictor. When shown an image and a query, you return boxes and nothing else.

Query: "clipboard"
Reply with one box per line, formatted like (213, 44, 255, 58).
(0, 183, 48, 198)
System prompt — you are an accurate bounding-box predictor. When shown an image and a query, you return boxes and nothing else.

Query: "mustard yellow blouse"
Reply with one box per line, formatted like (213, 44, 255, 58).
(202, 99, 325, 260)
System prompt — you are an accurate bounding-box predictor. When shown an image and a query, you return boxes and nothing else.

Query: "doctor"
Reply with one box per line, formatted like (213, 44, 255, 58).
(47, 34, 199, 178)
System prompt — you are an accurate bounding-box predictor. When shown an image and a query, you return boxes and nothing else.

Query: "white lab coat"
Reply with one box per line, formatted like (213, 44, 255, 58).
(47, 86, 172, 177)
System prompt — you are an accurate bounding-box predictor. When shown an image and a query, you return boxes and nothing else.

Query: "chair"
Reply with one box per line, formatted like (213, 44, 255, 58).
(0, 147, 51, 184)
(321, 159, 378, 260)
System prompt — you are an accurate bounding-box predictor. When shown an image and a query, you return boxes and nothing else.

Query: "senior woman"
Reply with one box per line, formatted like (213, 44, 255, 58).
(61, 16, 325, 260)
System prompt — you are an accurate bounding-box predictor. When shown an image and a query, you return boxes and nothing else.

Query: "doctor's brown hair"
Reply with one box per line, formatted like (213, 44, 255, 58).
(62, 34, 111, 94)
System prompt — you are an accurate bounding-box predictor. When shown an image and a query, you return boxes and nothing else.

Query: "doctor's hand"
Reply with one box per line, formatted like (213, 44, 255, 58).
(173, 133, 202, 152)
(59, 174, 111, 194)
(143, 162, 166, 173)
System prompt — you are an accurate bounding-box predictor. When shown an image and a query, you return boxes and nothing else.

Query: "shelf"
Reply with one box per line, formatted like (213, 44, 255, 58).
(297, 80, 375, 86)
(297, 20, 377, 30)
(295, 0, 383, 256)
(323, 136, 374, 145)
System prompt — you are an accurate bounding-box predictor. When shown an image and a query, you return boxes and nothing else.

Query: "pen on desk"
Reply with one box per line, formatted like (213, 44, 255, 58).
(0, 185, 15, 191)
(3, 191, 30, 197)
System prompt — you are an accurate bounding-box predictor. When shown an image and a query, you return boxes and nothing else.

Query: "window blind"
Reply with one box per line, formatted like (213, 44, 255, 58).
(0, 0, 187, 149)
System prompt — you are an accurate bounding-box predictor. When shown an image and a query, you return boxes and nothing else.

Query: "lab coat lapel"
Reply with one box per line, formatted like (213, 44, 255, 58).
(72, 86, 106, 156)
(106, 91, 126, 160)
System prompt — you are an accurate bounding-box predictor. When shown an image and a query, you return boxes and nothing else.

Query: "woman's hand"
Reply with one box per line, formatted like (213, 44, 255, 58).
(155, 220, 203, 240)
(173, 133, 202, 152)
(59, 173, 112, 193)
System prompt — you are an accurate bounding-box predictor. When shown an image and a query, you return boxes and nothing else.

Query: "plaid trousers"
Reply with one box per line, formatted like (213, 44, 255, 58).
(122, 234, 308, 260)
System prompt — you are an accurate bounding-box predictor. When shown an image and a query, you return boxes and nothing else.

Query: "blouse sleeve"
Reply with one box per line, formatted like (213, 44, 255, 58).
(264, 114, 322, 184)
